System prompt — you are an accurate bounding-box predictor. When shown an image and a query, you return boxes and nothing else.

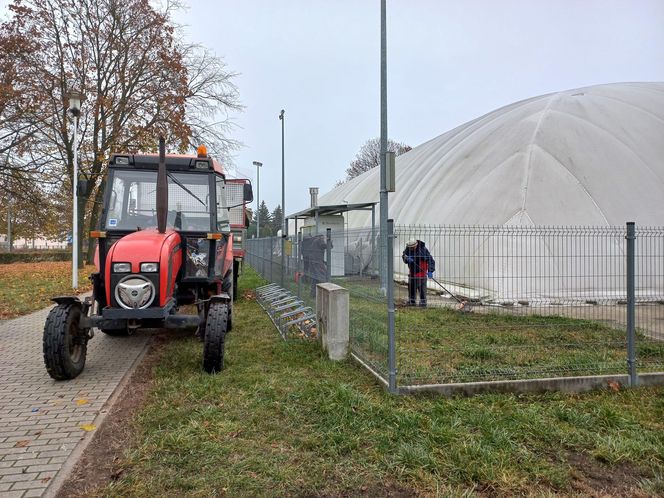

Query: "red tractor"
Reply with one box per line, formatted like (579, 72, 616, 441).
(42, 138, 253, 379)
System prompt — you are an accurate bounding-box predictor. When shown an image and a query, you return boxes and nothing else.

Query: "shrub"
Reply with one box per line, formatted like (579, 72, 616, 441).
(0, 251, 71, 264)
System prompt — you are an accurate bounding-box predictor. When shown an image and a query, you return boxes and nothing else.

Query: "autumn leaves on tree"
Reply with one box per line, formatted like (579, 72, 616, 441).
(0, 0, 241, 257)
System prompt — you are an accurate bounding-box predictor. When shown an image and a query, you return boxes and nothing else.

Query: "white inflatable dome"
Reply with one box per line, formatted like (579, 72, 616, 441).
(319, 83, 664, 301)
(321, 82, 664, 228)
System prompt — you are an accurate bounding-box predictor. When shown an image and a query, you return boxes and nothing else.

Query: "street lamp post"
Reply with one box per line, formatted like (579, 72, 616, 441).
(67, 90, 83, 289)
(6, 197, 11, 254)
(252, 161, 262, 237)
(279, 109, 285, 287)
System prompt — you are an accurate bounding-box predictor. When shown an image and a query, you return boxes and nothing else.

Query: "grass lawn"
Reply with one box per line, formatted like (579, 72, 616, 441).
(99, 267, 664, 497)
(0, 261, 93, 319)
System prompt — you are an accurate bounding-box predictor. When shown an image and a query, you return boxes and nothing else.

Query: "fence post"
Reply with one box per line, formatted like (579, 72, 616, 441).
(297, 232, 302, 298)
(626, 221, 638, 387)
(387, 219, 397, 393)
(326, 228, 332, 282)
(270, 238, 273, 283)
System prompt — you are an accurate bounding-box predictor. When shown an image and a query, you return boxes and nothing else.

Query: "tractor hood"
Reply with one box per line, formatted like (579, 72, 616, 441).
(105, 229, 183, 307)
(108, 229, 181, 272)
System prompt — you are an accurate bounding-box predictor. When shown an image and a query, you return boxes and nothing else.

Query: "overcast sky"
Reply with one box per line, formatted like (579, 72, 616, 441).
(3, 1, 664, 215)
(173, 0, 664, 215)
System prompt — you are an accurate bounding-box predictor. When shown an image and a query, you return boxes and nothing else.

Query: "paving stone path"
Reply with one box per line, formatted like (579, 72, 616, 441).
(0, 305, 151, 497)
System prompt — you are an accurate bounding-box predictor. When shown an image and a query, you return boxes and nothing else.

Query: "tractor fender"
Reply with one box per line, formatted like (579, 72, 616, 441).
(50, 297, 92, 331)
(210, 293, 231, 304)
(51, 296, 84, 306)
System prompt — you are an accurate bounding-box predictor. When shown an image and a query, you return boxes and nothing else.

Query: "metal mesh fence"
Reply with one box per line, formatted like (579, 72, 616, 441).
(393, 224, 664, 385)
(247, 223, 664, 390)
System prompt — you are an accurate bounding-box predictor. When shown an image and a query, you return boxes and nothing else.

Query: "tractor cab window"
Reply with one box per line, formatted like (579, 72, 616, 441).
(105, 169, 214, 231)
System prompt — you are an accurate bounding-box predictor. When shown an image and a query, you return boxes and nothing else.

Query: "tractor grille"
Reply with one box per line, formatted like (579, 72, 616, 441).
(111, 273, 160, 309)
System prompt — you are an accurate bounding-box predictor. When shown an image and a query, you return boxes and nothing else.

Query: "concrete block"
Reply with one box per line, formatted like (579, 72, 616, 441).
(316, 283, 349, 361)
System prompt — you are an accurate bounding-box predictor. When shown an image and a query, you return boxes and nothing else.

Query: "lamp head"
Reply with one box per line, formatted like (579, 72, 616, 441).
(279, 109, 285, 120)
(252, 161, 263, 167)
(67, 90, 84, 118)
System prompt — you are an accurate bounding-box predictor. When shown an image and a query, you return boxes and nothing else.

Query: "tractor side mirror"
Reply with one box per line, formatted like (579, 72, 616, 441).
(243, 183, 253, 203)
(77, 179, 90, 197)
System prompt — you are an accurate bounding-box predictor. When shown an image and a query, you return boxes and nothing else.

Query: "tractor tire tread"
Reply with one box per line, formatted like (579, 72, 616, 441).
(43, 304, 87, 380)
(203, 302, 227, 374)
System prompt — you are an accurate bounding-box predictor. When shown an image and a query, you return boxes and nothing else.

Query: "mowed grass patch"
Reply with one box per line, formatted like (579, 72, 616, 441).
(0, 261, 93, 318)
(100, 267, 664, 497)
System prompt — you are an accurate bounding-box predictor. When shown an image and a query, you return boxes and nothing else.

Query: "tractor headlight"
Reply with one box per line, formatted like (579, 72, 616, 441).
(140, 262, 159, 273)
(113, 262, 131, 273)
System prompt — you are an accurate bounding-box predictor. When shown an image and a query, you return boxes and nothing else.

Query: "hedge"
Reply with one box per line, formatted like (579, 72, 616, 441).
(0, 251, 72, 264)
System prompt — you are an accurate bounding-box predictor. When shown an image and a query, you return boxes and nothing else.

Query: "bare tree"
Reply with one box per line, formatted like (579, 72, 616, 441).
(339, 137, 412, 185)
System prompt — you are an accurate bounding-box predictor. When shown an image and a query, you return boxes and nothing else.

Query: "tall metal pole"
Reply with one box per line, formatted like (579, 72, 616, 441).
(72, 115, 79, 289)
(380, 0, 396, 393)
(253, 161, 262, 237)
(257, 165, 260, 237)
(279, 109, 285, 287)
(379, 0, 388, 291)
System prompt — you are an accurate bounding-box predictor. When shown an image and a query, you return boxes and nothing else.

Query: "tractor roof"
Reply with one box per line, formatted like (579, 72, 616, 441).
(108, 153, 226, 177)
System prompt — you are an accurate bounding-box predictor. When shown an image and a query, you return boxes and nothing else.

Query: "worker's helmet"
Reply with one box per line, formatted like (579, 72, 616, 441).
(406, 239, 418, 248)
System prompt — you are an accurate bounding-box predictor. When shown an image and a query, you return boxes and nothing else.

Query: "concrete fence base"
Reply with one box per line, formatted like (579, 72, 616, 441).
(316, 283, 349, 361)
(396, 372, 664, 397)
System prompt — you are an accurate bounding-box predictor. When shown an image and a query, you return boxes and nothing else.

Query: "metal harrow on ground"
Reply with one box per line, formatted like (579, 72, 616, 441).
(255, 283, 317, 340)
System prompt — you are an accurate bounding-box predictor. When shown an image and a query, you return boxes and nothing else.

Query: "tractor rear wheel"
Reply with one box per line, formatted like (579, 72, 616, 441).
(222, 272, 234, 333)
(202, 302, 228, 374)
(43, 304, 88, 380)
(232, 260, 239, 302)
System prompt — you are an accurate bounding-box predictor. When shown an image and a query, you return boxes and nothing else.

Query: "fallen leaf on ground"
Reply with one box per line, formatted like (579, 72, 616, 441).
(608, 380, 620, 392)
(41, 476, 52, 483)
(76, 399, 89, 406)
(80, 424, 97, 432)
(14, 440, 29, 448)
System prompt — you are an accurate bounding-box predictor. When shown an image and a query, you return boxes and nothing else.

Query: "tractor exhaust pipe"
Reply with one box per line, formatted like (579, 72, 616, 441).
(157, 136, 167, 233)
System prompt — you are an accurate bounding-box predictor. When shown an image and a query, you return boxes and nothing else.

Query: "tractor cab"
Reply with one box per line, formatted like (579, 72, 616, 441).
(43, 139, 253, 380)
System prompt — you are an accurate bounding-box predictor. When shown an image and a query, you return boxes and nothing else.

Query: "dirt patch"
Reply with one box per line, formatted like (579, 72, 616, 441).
(567, 451, 652, 497)
(242, 289, 256, 300)
(55, 330, 172, 498)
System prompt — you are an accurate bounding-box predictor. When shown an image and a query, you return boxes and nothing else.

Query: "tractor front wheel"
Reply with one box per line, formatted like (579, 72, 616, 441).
(43, 304, 88, 380)
(202, 302, 228, 374)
